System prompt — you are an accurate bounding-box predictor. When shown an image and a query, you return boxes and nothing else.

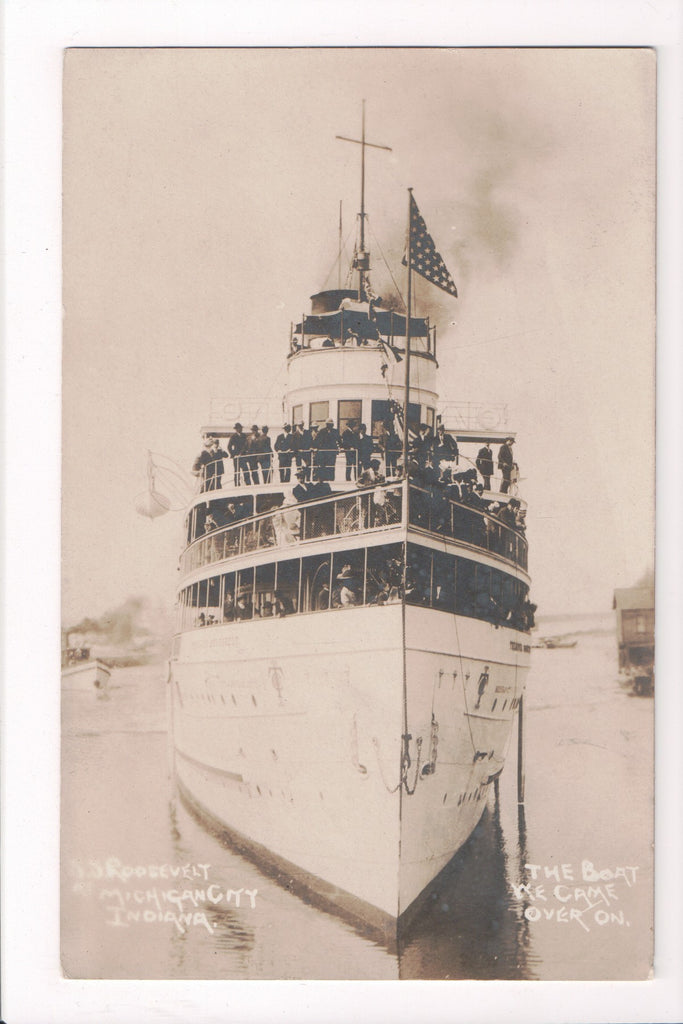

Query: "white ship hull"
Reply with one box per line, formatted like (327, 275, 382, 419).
(169, 604, 529, 926)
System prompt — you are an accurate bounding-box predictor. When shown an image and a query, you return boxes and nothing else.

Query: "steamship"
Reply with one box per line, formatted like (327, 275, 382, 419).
(168, 120, 532, 935)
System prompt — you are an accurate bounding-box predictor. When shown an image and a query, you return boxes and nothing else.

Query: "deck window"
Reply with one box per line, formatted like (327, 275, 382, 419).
(302, 554, 332, 612)
(222, 572, 236, 622)
(455, 558, 476, 618)
(236, 567, 254, 620)
(291, 404, 303, 427)
(433, 550, 456, 610)
(338, 399, 362, 432)
(406, 545, 432, 606)
(274, 558, 299, 615)
(309, 401, 330, 430)
(366, 543, 404, 605)
(255, 563, 276, 617)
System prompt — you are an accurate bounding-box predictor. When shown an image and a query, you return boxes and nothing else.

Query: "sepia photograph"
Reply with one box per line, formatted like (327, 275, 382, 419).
(60, 46, 655, 982)
(4, 4, 682, 1021)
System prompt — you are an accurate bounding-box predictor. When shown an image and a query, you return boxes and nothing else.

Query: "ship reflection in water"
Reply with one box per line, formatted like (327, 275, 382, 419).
(61, 625, 653, 981)
(397, 799, 536, 980)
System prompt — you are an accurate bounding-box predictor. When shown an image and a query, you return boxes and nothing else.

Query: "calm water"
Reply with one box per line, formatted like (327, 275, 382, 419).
(61, 624, 653, 980)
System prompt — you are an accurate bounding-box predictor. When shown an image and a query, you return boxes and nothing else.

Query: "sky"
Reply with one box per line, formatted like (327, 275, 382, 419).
(62, 47, 656, 624)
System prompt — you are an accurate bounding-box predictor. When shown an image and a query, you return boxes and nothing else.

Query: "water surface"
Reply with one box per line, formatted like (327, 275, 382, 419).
(61, 627, 653, 980)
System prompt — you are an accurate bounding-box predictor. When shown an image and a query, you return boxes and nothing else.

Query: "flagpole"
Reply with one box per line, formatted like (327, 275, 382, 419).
(402, 188, 413, 476)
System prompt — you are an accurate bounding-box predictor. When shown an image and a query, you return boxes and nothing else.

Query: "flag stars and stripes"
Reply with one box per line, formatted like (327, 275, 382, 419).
(403, 193, 458, 298)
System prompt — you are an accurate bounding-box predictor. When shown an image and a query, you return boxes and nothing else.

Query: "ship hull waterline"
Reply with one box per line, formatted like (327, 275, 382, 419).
(169, 602, 529, 932)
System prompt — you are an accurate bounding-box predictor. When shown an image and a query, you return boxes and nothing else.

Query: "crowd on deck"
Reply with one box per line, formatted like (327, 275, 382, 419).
(192, 423, 523, 533)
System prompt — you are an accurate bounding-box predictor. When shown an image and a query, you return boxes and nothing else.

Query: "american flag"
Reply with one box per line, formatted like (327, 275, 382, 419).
(402, 193, 458, 298)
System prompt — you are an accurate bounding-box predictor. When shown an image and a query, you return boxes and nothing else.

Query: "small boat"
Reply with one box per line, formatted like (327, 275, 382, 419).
(61, 646, 111, 692)
(532, 637, 577, 649)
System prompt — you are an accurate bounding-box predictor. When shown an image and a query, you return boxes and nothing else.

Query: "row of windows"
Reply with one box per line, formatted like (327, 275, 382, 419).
(290, 398, 432, 435)
(177, 543, 533, 632)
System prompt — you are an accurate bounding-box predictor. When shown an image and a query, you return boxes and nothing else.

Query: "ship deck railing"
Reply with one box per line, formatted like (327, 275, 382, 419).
(180, 483, 405, 576)
(408, 485, 528, 571)
(194, 453, 514, 495)
(180, 480, 528, 577)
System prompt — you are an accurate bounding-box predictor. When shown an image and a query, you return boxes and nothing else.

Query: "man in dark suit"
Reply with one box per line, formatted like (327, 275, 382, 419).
(497, 437, 515, 494)
(431, 424, 459, 475)
(227, 423, 247, 486)
(341, 419, 359, 481)
(243, 425, 262, 485)
(313, 418, 341, 482)
(274, 424, 293, 482)
(476, 441, 494, 489)
(355, 423, 374, 472)
(257, 425, 273, 484)
(410, 423, 433, 473)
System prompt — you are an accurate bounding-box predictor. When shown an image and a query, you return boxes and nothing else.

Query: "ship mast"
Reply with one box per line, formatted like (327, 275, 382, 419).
(336, 100, 392, 300)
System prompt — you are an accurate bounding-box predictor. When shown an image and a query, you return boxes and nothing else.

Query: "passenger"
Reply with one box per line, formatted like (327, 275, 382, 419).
(260, 601, 274, 617)
(355, 423, 374, 472)
(203, 513, 218, 532)
(274, 424, 294, 482)
(257, 426, 273, 484)
(291, 423, 306, 477)
(359, 458, 385, 488)
(444, 473, 462, 503)
(332, 565, 361, 607)
(421, 457, 441, 489)
(197, 612, 207, 627)
(431, 424, 459, 474)
(383, 425, 402, 478)
(510, 498, 526, 533)
(313, 418, 341, 482)
(293, 469, 332, 504)
(454, 467, 478, 486)
(228, 423, 248, 486)
(273, 590, 295, 616)
(411, 423, 433, 472)
(243, 425, 261, 485)
(321, 336, 335, 348)
(192, 434, 227, 493)
(497, 501, 518, 529)
(497, 437, 515, 494)
(474, 483, 490, 509)
(223, 591, 235, 622)
(476, 441, 494, 490)
(341, 419, 359, 481)
(235, 594, 253, 620)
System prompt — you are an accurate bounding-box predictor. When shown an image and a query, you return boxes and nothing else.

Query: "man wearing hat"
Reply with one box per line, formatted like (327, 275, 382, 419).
(497, 437, 516, 494)
(332, 564, 361, 607)
(243, 425, 262, 485)
(475, 440, 494, 490)
(274, 423, 294, 482)
(228, 422, 247, 485)
(341, 418, 359, 481)
(313, 418, 341, 482)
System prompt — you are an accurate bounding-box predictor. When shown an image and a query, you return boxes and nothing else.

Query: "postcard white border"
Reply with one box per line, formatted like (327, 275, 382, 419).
(3, 1, 682, 1022)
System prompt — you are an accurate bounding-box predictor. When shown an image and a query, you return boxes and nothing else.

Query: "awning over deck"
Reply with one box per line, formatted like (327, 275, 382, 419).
(295, 308, 429, 340)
